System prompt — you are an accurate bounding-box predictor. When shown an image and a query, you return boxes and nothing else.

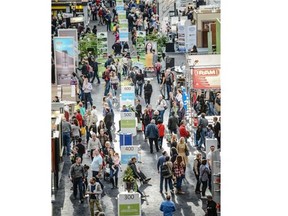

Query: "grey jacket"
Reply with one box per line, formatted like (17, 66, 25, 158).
(69, 163, 84, 179)
(199, 164, 210, 181)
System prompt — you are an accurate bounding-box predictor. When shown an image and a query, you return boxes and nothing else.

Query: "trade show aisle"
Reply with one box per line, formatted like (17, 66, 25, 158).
(52, 59, 208, 216)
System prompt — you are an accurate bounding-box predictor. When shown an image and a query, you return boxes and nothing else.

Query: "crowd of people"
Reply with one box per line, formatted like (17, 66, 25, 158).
(54, 0, 221, 215)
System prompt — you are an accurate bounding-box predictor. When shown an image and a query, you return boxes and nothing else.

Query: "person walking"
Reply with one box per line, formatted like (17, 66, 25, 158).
(145, 119, 159, 153)
(91, 149, 105, 195)
(88, 133, 102, 160)
(162, 156, 174, 195)
(173, 155, 185, 195)
(199, 159, 210, 198)
(86, 177, 103, 215)
(176, 137, 189, 173)
(198, 113, 208, 149)
(160, 194, 176, 216)
(167, 111, 178, 135)
(156, 95, 167, 122)
(82, 76, 93, 109)
(62, 117, 72, 156)
(206, 195, 218, 216)
(69, 157, 85, 203)
(193, 153, 202, 194)
(157, 151, 168, 194)
(157, 119, 165, 149)
(144, 80, 153, 105)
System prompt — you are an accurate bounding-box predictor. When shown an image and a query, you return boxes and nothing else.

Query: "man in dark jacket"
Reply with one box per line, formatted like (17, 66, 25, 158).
(144, 80, 153, 105)
(128, 157, 151, 183)
(206, 195, 218, 216)
(145, 119, 159, 153)
(112, 40, 122, 56)
(198, 113, 208, 149)
(91, 58, 101, 84)
(167, 111, 178, 134)
(104, 107, 113, 142)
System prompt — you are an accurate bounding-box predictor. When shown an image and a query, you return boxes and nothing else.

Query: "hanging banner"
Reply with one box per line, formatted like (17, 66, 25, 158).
(120, 112, 137, 136)
(144, 41, 157, 68)
(119, 28, 129, 42)
(58, 29, 79, 67)
(53, 37, 75, 85)
(192, 67, 221, 89)
(118, 192, 141, 216)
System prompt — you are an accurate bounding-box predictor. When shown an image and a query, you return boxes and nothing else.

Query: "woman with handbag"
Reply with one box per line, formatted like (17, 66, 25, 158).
(176, 137, 189, 173)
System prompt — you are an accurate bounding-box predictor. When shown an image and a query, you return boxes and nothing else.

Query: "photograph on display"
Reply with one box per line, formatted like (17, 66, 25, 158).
(144, 41, 157, 68)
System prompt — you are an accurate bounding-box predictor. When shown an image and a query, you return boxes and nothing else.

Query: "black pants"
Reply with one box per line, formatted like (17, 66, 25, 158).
(106, 125, 113, 142)
(149, 137, 159, 153)
(72, 177, 83, 199)
(84, 92, 93, 109)
(144, 94, 151, 105)
(91, 70, 100, 84)
(201, 180, 208, 196)
(137, 170, 147, 181)
(194, 173, 201, 192)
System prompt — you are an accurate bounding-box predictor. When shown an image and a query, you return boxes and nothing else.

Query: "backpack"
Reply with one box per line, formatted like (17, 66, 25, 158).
(161, 162, 172, 178)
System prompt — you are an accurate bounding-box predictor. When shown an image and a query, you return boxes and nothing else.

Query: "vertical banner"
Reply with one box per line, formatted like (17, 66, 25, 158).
(58, 29, 79, 67)
(185, 25, 197, 51)
(116, 2, 125, 12)
(120, 112, 136, 136)
(177, 22, 186, 52)
(53, 37, 75, 85)
(144, 41, 157, 68)
(118, 192, 141, 216)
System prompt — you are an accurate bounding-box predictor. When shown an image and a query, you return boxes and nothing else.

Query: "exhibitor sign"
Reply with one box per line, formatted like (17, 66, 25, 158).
(192, 67, 221, 89)
(118, 192, 141, 216)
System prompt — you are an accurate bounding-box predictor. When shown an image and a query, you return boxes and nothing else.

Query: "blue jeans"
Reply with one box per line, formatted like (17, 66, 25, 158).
(207, 102, 216, 116)
(164, 177, 173, 192)
(156, 71, 161, 84)
(160, 173, 164, 192)
(109, 166, 119, 178)
(104, 80, 110, 96)
(198, 127, 207, 148)
(62, 132, 71, 156)
(136, 84, 143, 96)
(176, 176, 183, 190)
(158, 110, 165, 122)
(166, 84, 172, 99)
(72, 177, 83, 199)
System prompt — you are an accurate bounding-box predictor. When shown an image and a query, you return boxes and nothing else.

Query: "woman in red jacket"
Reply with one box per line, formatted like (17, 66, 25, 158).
(179, 120, 190, 142)
(157, 119, 165, 149)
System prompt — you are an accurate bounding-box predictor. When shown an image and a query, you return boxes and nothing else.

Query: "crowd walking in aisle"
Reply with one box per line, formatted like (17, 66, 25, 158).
(52, 0, 221, 215)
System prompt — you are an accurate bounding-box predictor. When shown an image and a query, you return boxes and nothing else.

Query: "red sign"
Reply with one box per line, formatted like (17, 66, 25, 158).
(192, 67, 221, 89)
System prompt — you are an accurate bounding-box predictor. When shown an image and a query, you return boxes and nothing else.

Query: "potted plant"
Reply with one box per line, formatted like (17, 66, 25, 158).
(78, 33, 97, 60)
(123, 166, 138, 192)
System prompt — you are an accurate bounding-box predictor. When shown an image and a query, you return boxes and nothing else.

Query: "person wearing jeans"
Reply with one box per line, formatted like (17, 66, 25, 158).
(62, 118, 72, 156)
(82, 77, 93, 109)
(199, 159, 210, 197)
(145, 119, 159, 153)
(91, 150, 105, 195)
(157, 151, 168, 193)
(198, 113, 208, 149)
(69, 157, 85, 203)
(173, 155, 185, 194)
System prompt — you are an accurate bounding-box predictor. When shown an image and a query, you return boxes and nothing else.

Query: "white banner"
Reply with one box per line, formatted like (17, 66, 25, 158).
(118, 192, 141, 216)
(120, 86, 135, 107)
(120, 112, 136, 136)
